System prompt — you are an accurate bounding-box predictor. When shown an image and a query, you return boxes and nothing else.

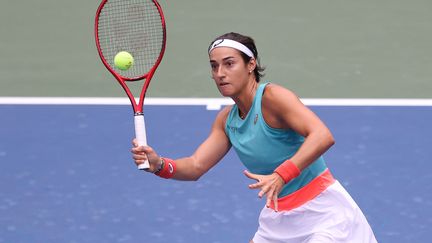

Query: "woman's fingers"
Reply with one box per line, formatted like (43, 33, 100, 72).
(245, 170, 265, 189)
(263, 186, 279, 211)
(244, 170, 259, 180)
(273, 194, 279, 212)
(245, 171, 281, 211)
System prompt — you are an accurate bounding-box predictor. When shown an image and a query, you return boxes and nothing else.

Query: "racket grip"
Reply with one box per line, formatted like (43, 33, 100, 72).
(134, 114, 150, 170)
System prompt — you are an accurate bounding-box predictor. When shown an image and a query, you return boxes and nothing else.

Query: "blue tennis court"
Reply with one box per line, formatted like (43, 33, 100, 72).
(0, 103, 430, 242)
(1, 1, 431, 241)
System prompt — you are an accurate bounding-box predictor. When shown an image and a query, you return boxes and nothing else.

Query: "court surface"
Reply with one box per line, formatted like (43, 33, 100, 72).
(0, 102, 431, 242)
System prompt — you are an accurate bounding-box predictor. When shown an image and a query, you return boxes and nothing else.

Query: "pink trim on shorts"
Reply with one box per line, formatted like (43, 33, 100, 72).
(270, 169, 336, 211)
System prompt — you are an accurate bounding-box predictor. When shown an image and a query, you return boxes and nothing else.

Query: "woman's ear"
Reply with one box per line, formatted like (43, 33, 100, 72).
(248, 58, 257, 72)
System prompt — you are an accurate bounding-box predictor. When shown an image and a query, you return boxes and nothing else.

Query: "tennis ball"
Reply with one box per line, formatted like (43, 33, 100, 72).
(114, 51, 134, 70)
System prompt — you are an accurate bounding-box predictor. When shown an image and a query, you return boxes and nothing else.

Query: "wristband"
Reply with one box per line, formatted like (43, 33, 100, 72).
(153, 158, 165, 174)
(274, 160, 301, 184)
(155, 157, 176, 179)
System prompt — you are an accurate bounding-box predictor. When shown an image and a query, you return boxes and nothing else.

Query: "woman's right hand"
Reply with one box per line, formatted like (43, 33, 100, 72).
(131, 138, 162, 173)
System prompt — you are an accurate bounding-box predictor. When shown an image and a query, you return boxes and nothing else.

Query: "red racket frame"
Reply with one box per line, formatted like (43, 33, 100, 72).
(94, 0, 167, 114)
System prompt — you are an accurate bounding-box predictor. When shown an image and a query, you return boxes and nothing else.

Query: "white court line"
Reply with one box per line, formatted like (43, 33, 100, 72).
(0, 97, 432, 110)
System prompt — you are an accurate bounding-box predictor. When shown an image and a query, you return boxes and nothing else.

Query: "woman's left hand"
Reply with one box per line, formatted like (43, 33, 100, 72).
(244, 170, 285, 211)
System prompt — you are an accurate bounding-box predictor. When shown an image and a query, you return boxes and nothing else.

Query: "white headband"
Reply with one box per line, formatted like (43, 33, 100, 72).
(208, 39, 254, 58)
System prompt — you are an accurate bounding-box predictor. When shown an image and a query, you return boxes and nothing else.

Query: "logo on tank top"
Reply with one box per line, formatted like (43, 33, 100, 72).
(254, 114, 258, 125)
(227, 125, 236, 133)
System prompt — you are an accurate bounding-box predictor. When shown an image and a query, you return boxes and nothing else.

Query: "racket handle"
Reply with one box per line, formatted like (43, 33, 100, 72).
(134, 114, 150, 170)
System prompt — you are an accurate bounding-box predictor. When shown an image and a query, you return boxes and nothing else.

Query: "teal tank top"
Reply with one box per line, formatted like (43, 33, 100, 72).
(225, 82, 328, 197)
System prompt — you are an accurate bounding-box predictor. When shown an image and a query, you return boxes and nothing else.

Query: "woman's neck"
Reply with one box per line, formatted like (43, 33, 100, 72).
(233, 81, 258, 119)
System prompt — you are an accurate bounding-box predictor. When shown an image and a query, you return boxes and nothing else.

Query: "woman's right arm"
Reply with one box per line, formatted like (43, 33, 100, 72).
(132, 106, 232, 181)
(173, 106, 232, 180)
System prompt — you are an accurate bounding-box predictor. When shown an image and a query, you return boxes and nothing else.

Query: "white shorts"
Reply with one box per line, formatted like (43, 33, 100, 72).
(252, 181, 377, 243)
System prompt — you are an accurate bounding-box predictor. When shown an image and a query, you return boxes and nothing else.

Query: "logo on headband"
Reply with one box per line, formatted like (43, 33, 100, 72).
(211, 39, 225, 49)
(208, 38, 255, 58)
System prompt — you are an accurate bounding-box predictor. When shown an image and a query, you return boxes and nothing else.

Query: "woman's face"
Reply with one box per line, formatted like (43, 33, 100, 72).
(209, 47, 255, 97)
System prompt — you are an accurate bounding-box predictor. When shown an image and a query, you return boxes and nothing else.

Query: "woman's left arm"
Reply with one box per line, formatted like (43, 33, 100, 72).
(245, 84, 335, 210)
(262, 83, 335, 170)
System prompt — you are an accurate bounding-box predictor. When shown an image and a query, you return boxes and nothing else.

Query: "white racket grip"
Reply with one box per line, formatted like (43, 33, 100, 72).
(134, 114, 150, 170)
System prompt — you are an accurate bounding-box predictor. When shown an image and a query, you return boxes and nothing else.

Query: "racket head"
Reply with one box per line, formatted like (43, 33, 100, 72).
(95, 0, 166, 81)
(95, 0, 166, 113)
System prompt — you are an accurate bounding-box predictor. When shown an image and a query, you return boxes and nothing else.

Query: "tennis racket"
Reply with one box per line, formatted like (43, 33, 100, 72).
(95, 0, 166, 170)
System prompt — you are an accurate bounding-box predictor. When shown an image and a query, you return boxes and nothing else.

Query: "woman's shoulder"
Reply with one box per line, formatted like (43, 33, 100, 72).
(220, 105, 233, 116)
(214, 105, 233, 123)
(263, 83, 299, 104)
(261, 83, 306, 129)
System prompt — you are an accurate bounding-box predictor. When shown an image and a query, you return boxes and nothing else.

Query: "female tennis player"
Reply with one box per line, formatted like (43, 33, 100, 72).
(131, 32, 377, 242)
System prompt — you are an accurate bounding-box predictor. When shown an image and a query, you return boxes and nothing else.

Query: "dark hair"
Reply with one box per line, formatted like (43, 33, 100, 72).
(209, 32, 265, 83)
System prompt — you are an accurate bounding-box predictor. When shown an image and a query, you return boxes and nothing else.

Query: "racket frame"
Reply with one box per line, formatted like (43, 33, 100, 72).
(94, 0, 167, 170)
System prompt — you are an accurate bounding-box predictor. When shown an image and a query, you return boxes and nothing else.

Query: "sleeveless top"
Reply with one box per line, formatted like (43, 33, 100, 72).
(225, 82, 328, 197)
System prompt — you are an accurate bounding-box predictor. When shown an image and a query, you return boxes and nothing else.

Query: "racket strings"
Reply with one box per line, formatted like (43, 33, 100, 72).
(97, 0, 164, 79)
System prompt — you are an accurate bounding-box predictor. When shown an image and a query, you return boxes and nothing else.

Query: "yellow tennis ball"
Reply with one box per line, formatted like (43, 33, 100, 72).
(114, 51, 134, 70)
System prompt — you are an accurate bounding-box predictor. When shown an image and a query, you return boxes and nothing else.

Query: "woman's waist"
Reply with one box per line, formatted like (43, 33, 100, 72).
(271, 168, 336, 211)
